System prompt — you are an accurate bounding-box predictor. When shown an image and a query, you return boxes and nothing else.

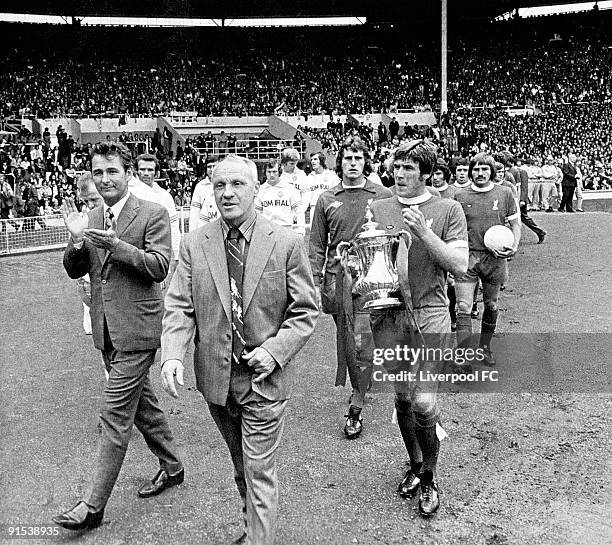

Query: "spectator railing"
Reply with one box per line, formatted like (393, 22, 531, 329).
(194, 139, 305, 161)
(1, 214, 68, 255)
(0, 207, 193, 255)
(4, 190, 612, 256)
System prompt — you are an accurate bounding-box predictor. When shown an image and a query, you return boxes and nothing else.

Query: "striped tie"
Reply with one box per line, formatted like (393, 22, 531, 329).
(226, 228, 245, 364)
(105, 208, 115, 231)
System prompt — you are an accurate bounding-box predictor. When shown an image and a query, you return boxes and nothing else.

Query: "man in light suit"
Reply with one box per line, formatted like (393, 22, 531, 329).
(53, 141, 183, 531)
(161, 154, 318, 545)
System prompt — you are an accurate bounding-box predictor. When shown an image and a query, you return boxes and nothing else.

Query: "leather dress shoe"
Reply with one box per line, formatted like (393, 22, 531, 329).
(344, 405, 363, 439)
(397, 468, 421, 498)
(138, 468, 184, 498)
(52, 501, 104, 530)
(418, 476, 440, 517)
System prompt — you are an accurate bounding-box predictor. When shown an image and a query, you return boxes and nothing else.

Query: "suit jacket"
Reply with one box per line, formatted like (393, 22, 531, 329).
(63, 194, 171, 352)
(162, 214, 318, 406)
(561, 163, 578, 187)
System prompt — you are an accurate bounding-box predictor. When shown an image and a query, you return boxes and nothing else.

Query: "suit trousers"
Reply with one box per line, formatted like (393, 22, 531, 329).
(86, 339, 183, 511)
(559, 185, 576, 212)
(208, 363, 288, 545)
(520, 204, 546, 237)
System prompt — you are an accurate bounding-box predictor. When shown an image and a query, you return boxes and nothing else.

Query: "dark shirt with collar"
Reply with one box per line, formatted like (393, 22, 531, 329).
(308, 180, 392, 281)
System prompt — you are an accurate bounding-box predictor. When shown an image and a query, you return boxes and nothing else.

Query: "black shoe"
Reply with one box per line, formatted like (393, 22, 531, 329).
(537, 232, 546, 244)
(471, 304, 479, 319)
(500, 284, 506, 291)
(480, 345, 496, 367)
(546, 208, 554, 213)
(137, 468, 184, 498)
(52, 501, 104, 530)
(451, 320, 457, 332)
(398, 468, 421, 498)
(419, 477, 440, 517)
(557, 208, 564, 212)
(231, 532, 247, 544)
(344, 405, 363, 439)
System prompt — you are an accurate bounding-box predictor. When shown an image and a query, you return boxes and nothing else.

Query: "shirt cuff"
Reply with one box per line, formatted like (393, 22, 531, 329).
(506, 213, 520, 221)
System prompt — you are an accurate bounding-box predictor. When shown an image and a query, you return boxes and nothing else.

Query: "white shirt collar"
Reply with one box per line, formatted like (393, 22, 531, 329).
(342, 179, 367, 189)
(454, 181, 471, 188)
(104, 191, 130, 220)
(433, 182, 449, 192)
(471, 182, 495, 192)
(397, 191, 433, 206)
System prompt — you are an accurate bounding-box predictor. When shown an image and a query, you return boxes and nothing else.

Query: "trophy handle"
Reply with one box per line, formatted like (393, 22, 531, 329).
(336, 241, 351, 260)
(398, 230, 412, 252)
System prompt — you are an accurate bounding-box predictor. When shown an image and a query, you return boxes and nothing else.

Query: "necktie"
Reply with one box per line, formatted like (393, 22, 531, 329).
(105, 208, 115, 231)
(226, 228, 245, 364)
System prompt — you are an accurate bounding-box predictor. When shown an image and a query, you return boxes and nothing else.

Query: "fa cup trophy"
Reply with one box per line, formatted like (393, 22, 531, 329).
(336, 201, 410, 310)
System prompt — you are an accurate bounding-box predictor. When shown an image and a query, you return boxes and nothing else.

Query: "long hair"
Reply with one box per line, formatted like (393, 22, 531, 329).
(468, 152, 496, 180)
(335, 136, 372, 177)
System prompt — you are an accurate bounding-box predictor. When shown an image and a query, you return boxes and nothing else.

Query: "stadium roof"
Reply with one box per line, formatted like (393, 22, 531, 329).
(0, 1, 596, 21)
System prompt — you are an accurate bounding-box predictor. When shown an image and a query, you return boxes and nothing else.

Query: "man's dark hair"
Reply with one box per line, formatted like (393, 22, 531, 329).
(435, 162, 451, 183)
(335, 136, 372, 177)
(205, 155, 219, 167)
(310, 151, 327, 169)
(390, 139, 438, 178)
(91, 141, 132, 172)
(453, 157, 470, 173)
(136, 153, 160, 172)
(469, 153, 497, 180)
(266, 158, 280, 170)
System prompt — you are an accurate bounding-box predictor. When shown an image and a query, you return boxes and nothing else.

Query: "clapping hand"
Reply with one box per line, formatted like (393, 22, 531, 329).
(62, 198, 88, 242)
(83, 227, 119, 251)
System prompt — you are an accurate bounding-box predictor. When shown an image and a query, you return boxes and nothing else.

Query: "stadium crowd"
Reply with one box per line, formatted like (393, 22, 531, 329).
(1, 11, 611, 119)
(2, 9, 612, 232)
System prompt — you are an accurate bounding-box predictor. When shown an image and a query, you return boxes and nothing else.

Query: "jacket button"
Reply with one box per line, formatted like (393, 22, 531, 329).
(101, 280, 107, 284)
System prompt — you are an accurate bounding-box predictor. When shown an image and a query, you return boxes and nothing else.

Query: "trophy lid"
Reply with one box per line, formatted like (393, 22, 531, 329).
(355, 201, 389, 238)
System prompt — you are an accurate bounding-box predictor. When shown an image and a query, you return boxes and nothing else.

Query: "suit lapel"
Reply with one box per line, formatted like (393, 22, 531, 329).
(115, 194, 139, 239)
(203, 222, 232, 323)
(243, 218, 275, 314)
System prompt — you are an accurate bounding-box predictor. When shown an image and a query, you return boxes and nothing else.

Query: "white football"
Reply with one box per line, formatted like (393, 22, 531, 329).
(484, 225, 514, 252)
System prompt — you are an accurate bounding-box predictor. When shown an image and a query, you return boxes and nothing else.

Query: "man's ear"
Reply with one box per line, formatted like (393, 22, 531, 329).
(253, 181, 260, 196)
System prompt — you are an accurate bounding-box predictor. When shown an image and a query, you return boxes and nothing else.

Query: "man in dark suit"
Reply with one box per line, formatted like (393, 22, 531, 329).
(161, 154, 318, 545)
(559, 153, 578, 212)
(504, 153, 545, 243)
(53, 141, 183, 531)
